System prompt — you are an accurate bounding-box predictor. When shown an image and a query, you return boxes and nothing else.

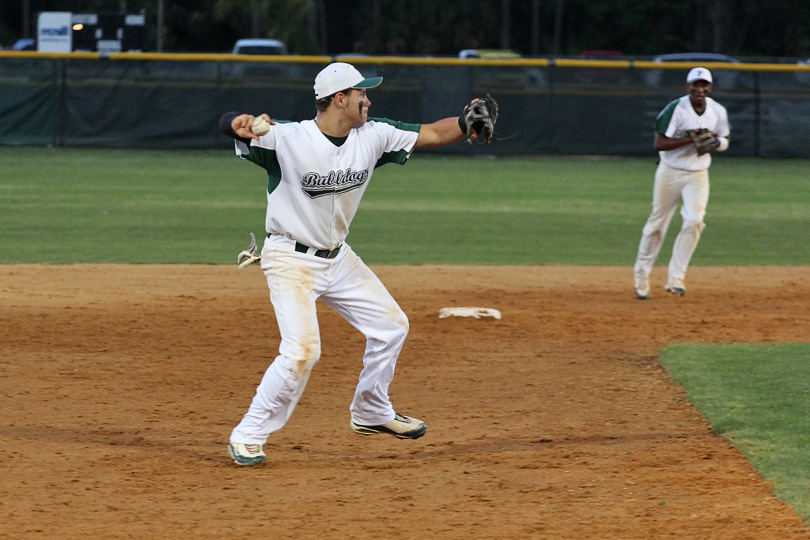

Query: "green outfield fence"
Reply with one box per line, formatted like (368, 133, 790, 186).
(2, 52, 810, 157)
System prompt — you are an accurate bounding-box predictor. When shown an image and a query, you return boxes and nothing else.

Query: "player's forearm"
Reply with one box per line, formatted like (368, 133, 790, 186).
(653, 132, 693, 152)
(414, 117, 467, 149)
(220, 111, 253, 144)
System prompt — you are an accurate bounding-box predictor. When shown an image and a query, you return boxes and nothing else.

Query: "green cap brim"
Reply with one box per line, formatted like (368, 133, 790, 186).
(352, 76, 383, 89)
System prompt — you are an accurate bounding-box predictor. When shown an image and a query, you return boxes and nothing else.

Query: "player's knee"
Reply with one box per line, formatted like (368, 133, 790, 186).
(290, 340, 321, 377)
(398, 311, 409, 333)
(642, 224, 663, 239)
(388, 310, 409, 339)
(683, 219, 706, 236)
(375, 309, 408, 345)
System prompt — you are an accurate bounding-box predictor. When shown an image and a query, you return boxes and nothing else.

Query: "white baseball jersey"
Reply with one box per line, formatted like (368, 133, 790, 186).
(655, 95, 730, 171)
(234, 118, 420, 250)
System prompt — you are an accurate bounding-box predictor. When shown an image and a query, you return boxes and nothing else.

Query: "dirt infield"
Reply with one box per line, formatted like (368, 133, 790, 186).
(2, 265, 810, 539)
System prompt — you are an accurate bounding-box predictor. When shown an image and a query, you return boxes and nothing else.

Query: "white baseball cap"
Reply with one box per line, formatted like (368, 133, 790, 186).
(686, 67, 712, 84)
(313, 62, 383, 99)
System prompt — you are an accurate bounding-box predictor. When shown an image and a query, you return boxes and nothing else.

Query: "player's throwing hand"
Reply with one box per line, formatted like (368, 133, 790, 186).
(230, 113, 274, 140)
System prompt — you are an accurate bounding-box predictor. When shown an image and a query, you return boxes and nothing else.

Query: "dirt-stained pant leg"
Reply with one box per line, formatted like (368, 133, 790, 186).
(230, 239, 324, 445)
(320, 245, 409, 427)
(634, 162, 683, 278)
(668, 169, 709, 281)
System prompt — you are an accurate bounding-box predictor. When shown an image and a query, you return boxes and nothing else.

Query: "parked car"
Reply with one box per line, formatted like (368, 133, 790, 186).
(232, 39, 286, 56)
(457, 49, 546, 87)
(795, 58, 810, 85)
(458, 49, 521, 59)
(646, 52, 741, 87)
(574, 50, 631, 85)
(580, 50, 624, 60)
(11, 38, 36, 51)
(652, 52, 740, 64)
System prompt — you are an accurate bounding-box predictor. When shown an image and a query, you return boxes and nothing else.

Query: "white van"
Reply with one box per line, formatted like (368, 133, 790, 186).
(232, 39, 286, 55)
(646, 52, 740, 87)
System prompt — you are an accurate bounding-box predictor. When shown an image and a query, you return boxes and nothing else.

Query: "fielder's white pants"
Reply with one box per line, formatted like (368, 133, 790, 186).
(634, 161, 709, 282)
(230, 235, 409, 445)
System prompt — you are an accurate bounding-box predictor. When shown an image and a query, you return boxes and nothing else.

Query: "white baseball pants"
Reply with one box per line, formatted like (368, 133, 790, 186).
(634, 161, 709, 282)
(230, 235, 409, 445)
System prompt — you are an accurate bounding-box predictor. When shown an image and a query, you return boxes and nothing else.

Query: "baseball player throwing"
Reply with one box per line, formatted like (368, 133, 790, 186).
(219, 62, 498, 466)
(633, 67, 730, 299)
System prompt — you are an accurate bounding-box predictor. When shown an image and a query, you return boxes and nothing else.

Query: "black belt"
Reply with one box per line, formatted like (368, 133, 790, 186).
(267, 233, 341, 259)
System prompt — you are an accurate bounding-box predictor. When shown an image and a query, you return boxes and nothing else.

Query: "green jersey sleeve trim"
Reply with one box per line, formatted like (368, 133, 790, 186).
(369, 117, 421, 168)
(654, 99, 679, 134)
(369, 117, 421, 133)
(376, 149, 410, 168)
(245, 145, 282, 194)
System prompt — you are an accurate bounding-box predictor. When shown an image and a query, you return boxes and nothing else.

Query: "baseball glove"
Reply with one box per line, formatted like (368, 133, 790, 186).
(687, 128, 718, 156)
(461, 95, 499, 144)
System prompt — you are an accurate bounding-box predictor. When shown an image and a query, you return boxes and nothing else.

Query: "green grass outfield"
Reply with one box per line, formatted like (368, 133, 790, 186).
(0, 148, 808, 264)
(662, 344, 810, 522)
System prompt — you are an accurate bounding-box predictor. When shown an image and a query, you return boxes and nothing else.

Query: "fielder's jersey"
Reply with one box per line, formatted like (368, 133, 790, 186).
(654, 95, 730, 171)
(234, 118, 420, 250)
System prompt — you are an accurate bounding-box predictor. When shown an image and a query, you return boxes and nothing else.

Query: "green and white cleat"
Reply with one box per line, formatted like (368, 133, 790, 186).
(228, 443, 267, 466)
(351, 413, 427, 439)
(665, 278, 687, 295)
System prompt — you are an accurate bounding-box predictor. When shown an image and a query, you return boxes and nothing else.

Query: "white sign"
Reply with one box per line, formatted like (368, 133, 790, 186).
(125, 14, 145, 26)
(37, 12, 72, 53)
(72, 13, 98, 25)
(97, 40, 122, 56)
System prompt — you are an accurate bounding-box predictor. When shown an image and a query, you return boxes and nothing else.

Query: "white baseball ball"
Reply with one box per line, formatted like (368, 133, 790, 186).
(252, 116, 270, 136)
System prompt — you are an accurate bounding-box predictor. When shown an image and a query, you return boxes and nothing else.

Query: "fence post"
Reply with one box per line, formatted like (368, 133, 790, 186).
(56, 57, 66, 147)
(753, 70, 761, 158)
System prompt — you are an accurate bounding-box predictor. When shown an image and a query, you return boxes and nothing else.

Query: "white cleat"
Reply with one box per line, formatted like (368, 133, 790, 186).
(351, 412, 427, 439)
(634, 276, 650, 300)
(665, 278, 687, 295)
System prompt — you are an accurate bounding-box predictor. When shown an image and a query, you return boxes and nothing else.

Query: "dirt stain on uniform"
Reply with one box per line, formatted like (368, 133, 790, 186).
(269, 252, 320, 378)
(293, 337, 320, 377)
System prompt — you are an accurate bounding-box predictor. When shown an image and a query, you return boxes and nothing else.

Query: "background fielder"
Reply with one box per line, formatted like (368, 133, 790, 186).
(633, 67, 730, 299)
(219, 62, 497, 466)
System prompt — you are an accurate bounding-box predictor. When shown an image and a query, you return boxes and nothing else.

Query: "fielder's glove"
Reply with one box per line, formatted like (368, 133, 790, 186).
(460, 95, 499, 144)
(237, 232, 261, 269)
(687, 128, 718, 156)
